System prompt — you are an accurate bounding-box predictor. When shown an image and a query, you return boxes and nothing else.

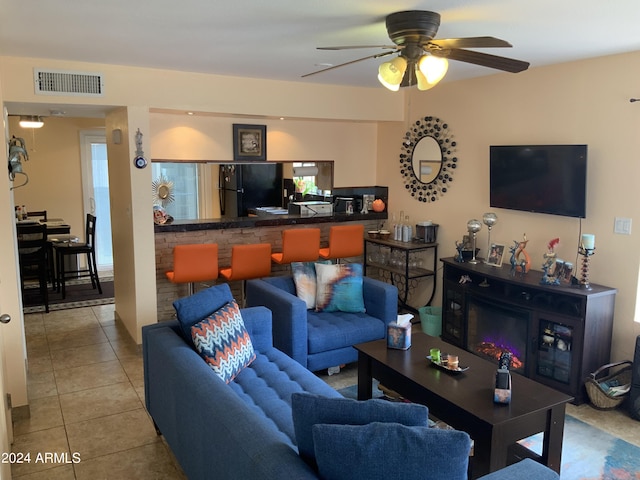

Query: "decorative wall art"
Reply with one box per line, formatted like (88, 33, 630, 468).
(399, 116, 457, 203)
(233, 124, 267, 161)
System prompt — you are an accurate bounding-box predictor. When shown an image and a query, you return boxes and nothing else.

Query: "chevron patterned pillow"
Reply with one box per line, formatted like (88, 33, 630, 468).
(191, 300, 256, 384)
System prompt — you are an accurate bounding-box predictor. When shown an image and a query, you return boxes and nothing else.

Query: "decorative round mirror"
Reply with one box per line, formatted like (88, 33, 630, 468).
(399, 116, 457, 203)
(152, 176, 175, 207)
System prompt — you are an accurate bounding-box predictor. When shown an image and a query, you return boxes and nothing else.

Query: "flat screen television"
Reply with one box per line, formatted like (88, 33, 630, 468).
(489, 144, 587, 218)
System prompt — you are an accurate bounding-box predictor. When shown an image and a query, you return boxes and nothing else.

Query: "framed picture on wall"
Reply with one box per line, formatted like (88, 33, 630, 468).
(487, 243, 505, 267)
(233, 124, 266, 161)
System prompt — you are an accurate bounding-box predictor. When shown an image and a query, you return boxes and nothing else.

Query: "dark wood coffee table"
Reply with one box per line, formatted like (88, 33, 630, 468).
(355, 333, 573, 478)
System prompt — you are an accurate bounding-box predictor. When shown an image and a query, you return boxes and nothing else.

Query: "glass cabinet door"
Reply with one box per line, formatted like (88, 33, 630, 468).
(443, 281, 465, 345)
(535, 317, 575, 385)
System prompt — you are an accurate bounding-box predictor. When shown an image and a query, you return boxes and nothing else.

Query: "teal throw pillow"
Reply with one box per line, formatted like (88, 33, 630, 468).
(191, 300, 256, 384)
(312, 422, 471, 480)
(314, 263, 365, 313)
(291, 392, 429, 469)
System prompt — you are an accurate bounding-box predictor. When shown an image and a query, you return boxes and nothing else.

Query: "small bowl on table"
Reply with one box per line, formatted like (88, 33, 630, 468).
(378, 230, 391, 240)
(368, 230, 380, 239)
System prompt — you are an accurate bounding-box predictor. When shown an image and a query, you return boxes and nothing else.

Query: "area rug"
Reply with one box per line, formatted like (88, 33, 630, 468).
(519, 415, 640, 480)
(338, 384, 640, 479)
(23, 278, 114, 313)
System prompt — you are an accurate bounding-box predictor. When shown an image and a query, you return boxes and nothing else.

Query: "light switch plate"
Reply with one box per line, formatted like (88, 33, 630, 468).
(614, 217, 632, 235)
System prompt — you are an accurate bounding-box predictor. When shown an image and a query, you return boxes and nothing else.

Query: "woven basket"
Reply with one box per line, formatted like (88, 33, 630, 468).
(585, 360, 633, 410)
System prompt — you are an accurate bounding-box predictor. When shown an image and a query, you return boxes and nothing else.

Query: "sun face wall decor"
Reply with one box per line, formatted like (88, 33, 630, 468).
(399, 116, 457, 203)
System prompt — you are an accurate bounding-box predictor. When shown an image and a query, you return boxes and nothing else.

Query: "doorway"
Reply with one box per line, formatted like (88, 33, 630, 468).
(80, 130, 113, 272)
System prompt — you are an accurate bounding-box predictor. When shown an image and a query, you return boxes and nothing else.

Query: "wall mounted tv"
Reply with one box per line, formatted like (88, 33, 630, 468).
(489, 144, 587, 218)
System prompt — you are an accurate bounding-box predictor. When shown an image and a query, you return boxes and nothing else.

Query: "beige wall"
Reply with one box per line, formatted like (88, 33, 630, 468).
(378, 50, 640, 361)
(150, 112, 378, 188)
(1, 56, 402, 122)
(9, 117, 105, 232)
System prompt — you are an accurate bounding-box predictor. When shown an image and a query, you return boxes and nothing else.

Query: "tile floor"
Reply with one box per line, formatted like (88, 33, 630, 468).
(14, 304, 186, 479)
(13, 306, 640, 479)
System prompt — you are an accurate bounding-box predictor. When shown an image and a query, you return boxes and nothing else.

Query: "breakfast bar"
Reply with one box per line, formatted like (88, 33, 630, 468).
(154, 211, 387, 320)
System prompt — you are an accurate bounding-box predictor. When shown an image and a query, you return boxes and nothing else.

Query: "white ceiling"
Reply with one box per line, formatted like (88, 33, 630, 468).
(2, 0, 640, 116)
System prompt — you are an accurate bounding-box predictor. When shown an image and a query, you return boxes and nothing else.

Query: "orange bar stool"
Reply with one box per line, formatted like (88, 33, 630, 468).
(271, 228, 321, 265)
(219, 243, 272, 305)
(319, 224, 365, 262)
(165, 243, 219, 296)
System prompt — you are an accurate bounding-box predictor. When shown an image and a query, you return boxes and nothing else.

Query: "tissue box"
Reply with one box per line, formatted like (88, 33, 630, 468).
(387, 322, 412, 350)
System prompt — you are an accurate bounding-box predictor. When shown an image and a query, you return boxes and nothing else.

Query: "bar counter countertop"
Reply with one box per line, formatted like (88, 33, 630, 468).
(154, 211, 388, 233)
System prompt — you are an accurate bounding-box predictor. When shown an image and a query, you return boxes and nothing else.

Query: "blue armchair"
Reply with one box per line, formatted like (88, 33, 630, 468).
(246, 275, 398, 372)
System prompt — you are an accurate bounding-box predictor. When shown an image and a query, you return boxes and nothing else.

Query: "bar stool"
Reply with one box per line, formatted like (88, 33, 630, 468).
(271, 228, 321, 265)
(166, 243, 219, 296)
(219, 243, 272, 305)
(319, 224, 365, 262)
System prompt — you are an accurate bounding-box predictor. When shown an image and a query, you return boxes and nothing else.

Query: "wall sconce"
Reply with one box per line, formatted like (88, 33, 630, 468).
(19, 115, 44, 128)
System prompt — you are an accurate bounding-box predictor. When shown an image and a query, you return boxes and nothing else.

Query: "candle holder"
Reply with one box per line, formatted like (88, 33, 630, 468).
(466, 219, 482, 265)
(482, 213, 498, 264)
(578, 246, 595, 290)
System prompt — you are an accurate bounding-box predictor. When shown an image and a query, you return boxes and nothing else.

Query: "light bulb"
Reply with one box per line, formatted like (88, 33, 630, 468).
(418, 55, 449, 86)
(378, 56, 407, 91)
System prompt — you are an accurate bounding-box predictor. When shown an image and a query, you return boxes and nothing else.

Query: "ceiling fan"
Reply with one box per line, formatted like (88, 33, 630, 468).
(303, 10, 530, 91)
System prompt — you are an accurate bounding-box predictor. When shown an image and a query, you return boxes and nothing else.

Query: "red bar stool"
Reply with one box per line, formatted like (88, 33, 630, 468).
(165, 244, 219, 296)
(271, 228, 321, 265)
(319, 224, 365, 262)
(219, 243, 272, 305)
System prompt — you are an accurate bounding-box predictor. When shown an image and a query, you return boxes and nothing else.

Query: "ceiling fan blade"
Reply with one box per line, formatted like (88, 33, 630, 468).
(436, 48, 529, 73)
(318, 45, 399, 51)
(429, 36, 512, 49)
(302, 50, 397, 78)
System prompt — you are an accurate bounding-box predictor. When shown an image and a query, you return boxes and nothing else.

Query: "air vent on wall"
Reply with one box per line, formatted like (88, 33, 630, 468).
(34, 69, 104, 97)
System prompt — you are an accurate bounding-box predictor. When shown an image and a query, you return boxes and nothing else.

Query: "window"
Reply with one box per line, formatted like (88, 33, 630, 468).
(151, 162, 199, 220)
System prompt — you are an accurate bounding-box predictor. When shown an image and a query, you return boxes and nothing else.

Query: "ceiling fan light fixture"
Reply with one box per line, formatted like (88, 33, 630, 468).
(418, 55, 449, 85)
(378, 56, 407, 91)
(19, 115, 44, 128)
(415, 67, 436, 91)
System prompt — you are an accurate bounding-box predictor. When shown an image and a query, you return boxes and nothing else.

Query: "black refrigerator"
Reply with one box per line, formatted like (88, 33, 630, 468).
(219, 163, 283, 217)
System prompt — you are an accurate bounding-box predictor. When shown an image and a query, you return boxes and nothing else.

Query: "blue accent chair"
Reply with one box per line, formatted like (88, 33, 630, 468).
(246, 275, 398, 372)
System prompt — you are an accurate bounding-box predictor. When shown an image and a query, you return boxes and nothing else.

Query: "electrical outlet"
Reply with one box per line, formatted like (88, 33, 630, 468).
(614, 217, 632, 235)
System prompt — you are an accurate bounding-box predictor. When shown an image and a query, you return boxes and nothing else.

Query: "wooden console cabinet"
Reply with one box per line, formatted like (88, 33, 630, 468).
(440, 257, 617, 404)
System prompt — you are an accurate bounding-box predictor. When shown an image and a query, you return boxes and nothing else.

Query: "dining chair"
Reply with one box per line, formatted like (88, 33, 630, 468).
(26, 210, 47, 222)
(17, 223, 49, 312)
(52, 213, 102, 299)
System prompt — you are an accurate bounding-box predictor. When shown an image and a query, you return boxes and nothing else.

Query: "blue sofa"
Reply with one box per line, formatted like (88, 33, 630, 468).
(143, 285, 559, 480)
(245, 275, 398, 372)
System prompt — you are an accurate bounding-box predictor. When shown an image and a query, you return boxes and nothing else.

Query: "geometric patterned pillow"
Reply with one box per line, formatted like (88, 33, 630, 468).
(191, 301, 256, 384)
(315, 262, 366, 313)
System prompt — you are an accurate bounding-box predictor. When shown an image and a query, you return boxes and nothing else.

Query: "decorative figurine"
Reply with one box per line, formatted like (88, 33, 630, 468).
(540, 237, 561, 285)
(509, 241, 519, 274)
(455, 240, 465, 263)
(514, 234, 531, 273)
